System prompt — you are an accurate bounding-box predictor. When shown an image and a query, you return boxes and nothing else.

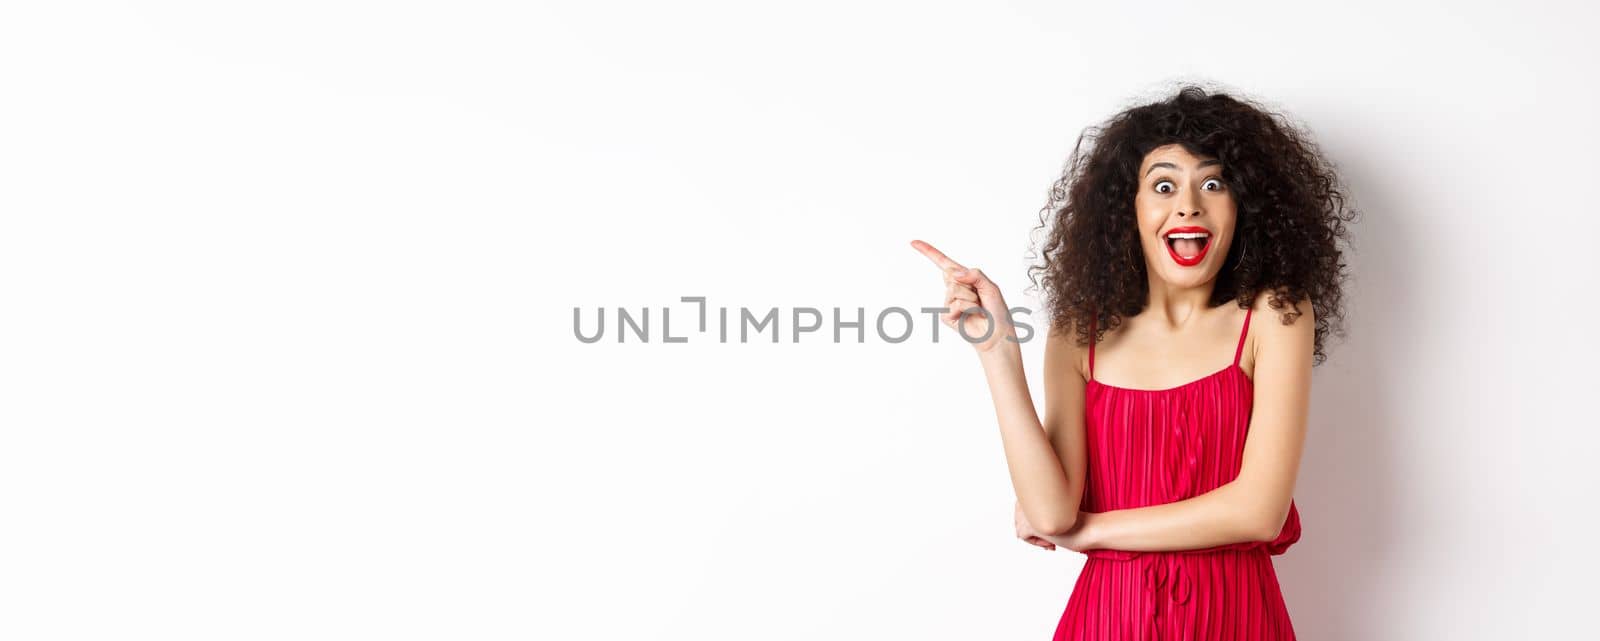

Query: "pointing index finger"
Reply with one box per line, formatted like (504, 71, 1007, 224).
(910, 239, 966, 272)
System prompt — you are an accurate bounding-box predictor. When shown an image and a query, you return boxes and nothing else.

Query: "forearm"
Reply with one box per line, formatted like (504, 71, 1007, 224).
(1063, 481, 1274, 552)
(978, 346, 1080, 535)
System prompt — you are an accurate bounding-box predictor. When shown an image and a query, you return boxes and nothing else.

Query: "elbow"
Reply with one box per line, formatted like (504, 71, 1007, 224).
(1247, 519, 1280, 543)
(1027, 489, 1084, 537)
(1037, 514, 1080, 537)
(1227, 480, 1291, 543)
(1039, 484, 1088, 536)
(1247, 504, 1293, 542)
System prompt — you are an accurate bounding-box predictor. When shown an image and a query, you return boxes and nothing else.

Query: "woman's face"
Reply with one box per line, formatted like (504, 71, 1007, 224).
(1133, 143, 1238, 289)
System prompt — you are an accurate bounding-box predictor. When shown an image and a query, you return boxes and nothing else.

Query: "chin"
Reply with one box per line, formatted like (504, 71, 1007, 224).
(1156, 269, 1216, 288)
(1145, 250, 1219, 288)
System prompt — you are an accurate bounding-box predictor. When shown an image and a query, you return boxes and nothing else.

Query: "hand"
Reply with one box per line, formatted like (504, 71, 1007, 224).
(1014, 500, 1056, 551)
(909, 240, 1017, 354)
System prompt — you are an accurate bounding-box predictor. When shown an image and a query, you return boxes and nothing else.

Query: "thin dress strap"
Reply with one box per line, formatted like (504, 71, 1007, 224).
(1087, 315, 1096, 382)
(1233, 306, 1254, 367)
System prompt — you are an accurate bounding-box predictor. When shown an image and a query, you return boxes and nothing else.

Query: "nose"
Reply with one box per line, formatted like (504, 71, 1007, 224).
(1176, 188, 1203, 218)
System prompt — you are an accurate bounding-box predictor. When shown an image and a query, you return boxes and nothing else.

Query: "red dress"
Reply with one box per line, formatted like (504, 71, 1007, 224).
(1053, 306, 1301, 640)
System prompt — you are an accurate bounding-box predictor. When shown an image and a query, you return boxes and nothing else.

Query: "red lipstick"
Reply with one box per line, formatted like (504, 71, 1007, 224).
(1163, 225, 1212, 267)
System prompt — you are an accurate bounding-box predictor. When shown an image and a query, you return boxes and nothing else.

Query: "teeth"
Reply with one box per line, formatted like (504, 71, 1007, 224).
(1166, 232, 1210, 240)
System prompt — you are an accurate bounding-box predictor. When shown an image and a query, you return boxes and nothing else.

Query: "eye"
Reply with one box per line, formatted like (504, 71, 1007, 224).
(1204, 177, 1226, 191)
(1153, 179, 1174, 194)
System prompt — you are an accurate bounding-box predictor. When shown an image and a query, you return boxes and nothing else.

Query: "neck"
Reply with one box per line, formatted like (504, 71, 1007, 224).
(1144, 272, 1216, 328)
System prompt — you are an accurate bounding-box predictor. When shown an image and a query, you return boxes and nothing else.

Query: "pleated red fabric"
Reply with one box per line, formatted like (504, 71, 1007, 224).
(1053, 306, 1301, 641)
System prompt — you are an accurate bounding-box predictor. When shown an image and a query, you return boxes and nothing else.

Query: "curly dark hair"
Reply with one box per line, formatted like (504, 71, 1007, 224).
(1026, 84, 1358, 365)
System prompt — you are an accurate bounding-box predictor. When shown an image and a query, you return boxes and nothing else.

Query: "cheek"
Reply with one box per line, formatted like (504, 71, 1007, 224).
(1132, 203, 1162, 236)
(1213, 197, 1239, 225)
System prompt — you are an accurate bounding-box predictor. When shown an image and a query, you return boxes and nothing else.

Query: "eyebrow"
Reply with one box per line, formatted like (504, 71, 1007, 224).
(1145, 158, 1222, 177)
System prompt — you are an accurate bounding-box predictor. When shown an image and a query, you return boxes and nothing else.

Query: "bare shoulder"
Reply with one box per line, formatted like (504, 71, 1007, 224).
(1043, 320, 1089, 386)
(1247, 288, 1316, 369)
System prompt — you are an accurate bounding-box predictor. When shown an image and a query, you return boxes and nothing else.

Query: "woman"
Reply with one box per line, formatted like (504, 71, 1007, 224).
(910, 85, 1355, 639)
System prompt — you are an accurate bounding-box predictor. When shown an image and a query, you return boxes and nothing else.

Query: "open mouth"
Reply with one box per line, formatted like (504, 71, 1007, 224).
(1163, 227, 1212, 267)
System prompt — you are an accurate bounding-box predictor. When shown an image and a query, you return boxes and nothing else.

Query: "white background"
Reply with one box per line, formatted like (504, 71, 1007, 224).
(2, 1, 1595, 639)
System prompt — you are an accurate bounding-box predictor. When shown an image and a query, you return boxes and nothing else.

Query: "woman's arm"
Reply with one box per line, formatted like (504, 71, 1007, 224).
(982, 328, 1088, 537)
(915, 242, 1088, 537)
(1048, 294, 1314, 551)
(908, 240, 1084, 537)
